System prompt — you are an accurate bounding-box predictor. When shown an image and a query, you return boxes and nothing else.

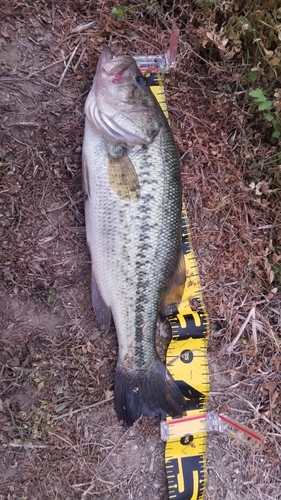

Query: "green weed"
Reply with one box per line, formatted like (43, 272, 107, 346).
(47, 289, 56, 304)
(249, 88, 281, 140)
(111, 2, 159, 22)
(273, 264, 281, 288)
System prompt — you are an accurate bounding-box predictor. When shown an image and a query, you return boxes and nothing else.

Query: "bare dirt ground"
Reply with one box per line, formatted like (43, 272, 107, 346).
(1, 1, 280, 499)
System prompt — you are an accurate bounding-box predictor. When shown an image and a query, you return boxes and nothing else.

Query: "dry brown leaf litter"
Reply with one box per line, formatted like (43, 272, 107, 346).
(0, 1, 280, 499)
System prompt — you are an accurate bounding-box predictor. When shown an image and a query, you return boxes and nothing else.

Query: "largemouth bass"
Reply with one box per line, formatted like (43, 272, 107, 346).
(82, 47, 188, 426)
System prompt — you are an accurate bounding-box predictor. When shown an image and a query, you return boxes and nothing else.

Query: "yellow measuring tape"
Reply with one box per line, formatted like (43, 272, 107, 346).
(164, 210, 209, 500)
(146, 71, 210, 500)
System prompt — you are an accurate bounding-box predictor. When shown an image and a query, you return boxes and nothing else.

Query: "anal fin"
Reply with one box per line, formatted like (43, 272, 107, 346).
(91, 274, 111, 331)
(82, 157, 90, 199)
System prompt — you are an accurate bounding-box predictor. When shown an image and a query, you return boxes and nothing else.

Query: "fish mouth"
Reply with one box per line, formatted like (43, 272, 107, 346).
(97, 46, 113, 71)
(98, 46, 134, 80)
(94, 46, 113, 80)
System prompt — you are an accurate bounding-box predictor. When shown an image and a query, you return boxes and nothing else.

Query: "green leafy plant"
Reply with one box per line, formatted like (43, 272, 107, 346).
(273, 263, 281, 287)
(111, 2, 159, 22)
(193, 0, 281, 80)
(47, 289, 56, 304)
(111, 5, 126, 21)
(249, 88, 281, 139)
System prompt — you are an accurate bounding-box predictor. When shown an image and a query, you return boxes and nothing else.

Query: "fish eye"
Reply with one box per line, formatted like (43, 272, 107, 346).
(136, 76, 148, 87)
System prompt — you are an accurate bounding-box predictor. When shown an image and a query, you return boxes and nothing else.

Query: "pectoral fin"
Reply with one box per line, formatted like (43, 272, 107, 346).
(91, 274, 111, 331)
(108, 155, 140, 200)
(161, 251, 186, 315)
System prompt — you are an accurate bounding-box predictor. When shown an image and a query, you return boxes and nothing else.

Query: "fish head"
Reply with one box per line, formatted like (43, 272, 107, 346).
(85, 47, 166, 145)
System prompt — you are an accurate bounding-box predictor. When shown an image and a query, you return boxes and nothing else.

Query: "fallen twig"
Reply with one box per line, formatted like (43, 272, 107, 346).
(53, 396, 114, 421)
(226, 306, 256, 353)
(57, 43, 81, 87)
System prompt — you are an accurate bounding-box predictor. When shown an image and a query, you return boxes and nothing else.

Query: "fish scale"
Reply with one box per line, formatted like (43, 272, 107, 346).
(83, 47, 187, 425)
(85, 131, 181, 366)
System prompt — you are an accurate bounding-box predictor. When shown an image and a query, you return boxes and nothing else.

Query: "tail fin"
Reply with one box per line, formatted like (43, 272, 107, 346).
(114, 359, 189, 426)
